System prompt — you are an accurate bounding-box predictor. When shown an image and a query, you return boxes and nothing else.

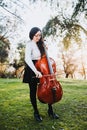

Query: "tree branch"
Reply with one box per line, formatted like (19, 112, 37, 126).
(0, 5, 24, 23)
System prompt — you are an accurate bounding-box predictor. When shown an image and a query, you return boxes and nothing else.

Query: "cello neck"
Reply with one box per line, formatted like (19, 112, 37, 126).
(43, 41, 54, 74)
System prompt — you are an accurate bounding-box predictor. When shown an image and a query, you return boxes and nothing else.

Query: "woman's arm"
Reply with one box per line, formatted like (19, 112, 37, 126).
(25, 43, 42, 78)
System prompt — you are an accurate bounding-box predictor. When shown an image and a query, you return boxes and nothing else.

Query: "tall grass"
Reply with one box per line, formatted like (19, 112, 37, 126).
(0, 78, 87, 130)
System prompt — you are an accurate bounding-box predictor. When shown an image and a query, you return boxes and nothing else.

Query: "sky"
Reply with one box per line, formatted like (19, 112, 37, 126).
(1, 0, 87, 62)
(0, 0, 53, 62)
(0, 0, 52, 57)
(1, 0, 52, 37)
(23, 1, 52, 29)
(1, 0, 87, 42)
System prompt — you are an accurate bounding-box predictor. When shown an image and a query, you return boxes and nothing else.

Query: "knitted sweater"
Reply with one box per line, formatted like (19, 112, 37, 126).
(25, 40, 41, 74)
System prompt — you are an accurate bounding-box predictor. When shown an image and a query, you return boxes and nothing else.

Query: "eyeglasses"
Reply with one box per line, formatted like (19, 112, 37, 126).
(34, 34, 41, 37)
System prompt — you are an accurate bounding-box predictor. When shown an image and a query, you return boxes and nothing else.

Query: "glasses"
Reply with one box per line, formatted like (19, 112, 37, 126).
(34, 34, 41, 37)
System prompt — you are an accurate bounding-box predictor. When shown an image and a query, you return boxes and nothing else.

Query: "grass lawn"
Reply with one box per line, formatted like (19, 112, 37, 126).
(0, 78, 87, 130)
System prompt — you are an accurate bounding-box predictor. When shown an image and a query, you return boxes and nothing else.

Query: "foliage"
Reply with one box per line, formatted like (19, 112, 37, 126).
(0, 78, 87, 130)
(0, 0, 24, 19)
(43, 16, 87, 49)
(72, 0, 87, 18)
(0, 0, 87, 48)
(0, 71, 15, 78)
(0, 36, 10, 63)
(42, 0, 87, 48)
(17, 43, 25, 66)
(12, 43, 25, 70)
(43, 0, 87, 35)
(0, 0, 7, 7)
(63, 24, 81, 49)
(0, 0, 87, 75)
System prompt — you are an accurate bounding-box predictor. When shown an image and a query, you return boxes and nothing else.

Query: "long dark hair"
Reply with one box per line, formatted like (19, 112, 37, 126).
(37, 37, 45, 57)
(29, 27, 45, 57)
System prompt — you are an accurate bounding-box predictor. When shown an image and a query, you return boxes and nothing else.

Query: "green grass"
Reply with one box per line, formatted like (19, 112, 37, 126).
(0, 78, 87, 130)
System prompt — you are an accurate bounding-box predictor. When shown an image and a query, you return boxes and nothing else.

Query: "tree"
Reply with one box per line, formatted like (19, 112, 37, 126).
(17, 43, 25, 66)
(42, 0, 87, 48)
(0, 35, 10, 63)
(72, 0, 87, 19)
(0, 0, 87, 79)
(12, 43, 25, 71)
(0, 35, 10, 77)
(62, 51, 78, 78)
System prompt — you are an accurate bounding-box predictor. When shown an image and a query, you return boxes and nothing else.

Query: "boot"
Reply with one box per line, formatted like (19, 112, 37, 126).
(34, 111, 42, 122)
(48, 105, 59, 119)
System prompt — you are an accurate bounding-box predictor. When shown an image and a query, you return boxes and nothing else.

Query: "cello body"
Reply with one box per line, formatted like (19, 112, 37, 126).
(35, 55, 63, 104)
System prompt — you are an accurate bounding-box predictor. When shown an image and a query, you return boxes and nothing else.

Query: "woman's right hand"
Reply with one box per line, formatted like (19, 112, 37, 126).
(35, 70, 42, 78)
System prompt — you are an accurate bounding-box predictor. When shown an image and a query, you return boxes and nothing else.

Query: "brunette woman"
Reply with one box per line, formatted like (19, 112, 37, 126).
(23, 27, 59, 122)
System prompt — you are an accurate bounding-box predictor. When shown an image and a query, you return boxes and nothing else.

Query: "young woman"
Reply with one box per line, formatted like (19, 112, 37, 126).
(23, 27, 59, 122)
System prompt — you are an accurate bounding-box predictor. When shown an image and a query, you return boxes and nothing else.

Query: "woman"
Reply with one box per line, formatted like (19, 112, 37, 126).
(23, 27, 59, 122)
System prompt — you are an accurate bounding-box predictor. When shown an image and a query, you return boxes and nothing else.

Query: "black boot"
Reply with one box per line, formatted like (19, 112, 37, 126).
(34, 111, 42, 122)
(48, 105, 59, 119)
(48, 109, 59, 119)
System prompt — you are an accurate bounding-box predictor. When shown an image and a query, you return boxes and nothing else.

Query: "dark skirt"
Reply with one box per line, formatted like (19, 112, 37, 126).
(23, 61, 39, 84)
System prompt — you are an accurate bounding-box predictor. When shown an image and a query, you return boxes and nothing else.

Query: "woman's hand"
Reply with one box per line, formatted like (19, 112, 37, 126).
(35, 70, 42, 78)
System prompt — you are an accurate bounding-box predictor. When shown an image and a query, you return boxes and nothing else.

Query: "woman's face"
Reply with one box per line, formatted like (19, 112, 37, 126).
(33, 31, 41, 42)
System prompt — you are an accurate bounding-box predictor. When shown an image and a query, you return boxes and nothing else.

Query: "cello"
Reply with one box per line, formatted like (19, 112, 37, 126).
(35, 41, 63, 104)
